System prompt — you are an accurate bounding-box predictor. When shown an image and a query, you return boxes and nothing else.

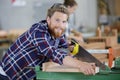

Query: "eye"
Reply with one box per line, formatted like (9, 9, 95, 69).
(56, 19, 60, 22)
(63, 21, 67, 23)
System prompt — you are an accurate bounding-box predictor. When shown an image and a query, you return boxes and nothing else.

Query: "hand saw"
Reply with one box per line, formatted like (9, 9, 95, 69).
(71, 38, 107, 70)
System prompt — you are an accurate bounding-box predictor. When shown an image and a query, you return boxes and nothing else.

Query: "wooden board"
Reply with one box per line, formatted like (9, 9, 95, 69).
(42, 62, 80, 72)
(87, 36, 117, 47)
(112, 44, 120, 57)
(81, 42, 105, 49)
(42, 62, 99, 73)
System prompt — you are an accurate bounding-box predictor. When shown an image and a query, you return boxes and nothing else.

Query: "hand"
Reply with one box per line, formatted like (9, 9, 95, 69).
(68, 45, 74, 52)
(79, 62, 96, 75)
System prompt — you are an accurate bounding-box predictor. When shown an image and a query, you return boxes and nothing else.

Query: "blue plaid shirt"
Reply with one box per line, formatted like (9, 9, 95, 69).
(1, 20, 68, 80)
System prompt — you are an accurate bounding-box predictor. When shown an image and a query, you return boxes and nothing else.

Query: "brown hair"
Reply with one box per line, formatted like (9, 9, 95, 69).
(47, 3, 69, 19)
(63, 0, 77, 7)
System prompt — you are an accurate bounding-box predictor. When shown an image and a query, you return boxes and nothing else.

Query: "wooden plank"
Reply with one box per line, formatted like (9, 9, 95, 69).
(42, 62, 80, 72)
(87, 29, 118, 47)
(82, 42, 105, 49)
(87, 36, 117, 47)
(112, 44, 120, 57)
(42, 62, 99, 73)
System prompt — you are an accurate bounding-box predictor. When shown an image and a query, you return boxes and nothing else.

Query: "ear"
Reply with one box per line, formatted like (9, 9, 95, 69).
(47, 17, 50, 24)
(67, 6, 71, 8)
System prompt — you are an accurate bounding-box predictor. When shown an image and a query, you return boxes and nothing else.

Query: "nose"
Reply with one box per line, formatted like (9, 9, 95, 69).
(58, 21, 65, 29)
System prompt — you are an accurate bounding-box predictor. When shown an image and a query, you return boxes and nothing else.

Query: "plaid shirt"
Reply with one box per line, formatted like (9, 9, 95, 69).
(1, 20, 68, 80)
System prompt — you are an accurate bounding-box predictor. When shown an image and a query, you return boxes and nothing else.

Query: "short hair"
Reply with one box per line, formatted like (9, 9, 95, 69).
(47, 3, 69, 20)
(63, 0, 77, 7)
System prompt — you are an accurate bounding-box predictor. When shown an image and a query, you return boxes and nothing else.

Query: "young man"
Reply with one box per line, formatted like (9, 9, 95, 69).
(64, 0, 84, 43)
(0, 3, 96, 80)
(64, 0, 78, 37)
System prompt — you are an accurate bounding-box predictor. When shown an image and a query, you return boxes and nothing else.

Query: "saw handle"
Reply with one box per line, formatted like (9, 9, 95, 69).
(70, 38, 79, 56)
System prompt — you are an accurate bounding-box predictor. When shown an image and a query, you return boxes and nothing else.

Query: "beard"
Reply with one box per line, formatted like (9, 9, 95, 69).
(48, 25, 65, 38)
(54, 28, 63, 38)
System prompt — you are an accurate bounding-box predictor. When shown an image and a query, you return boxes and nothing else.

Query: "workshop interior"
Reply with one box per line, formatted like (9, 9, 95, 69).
(0, 0, 120, 80)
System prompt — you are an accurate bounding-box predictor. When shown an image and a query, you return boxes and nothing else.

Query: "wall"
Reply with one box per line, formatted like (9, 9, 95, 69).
(0, 0, 97, 33)
(75, 0, 97, 32)
(0, 0, 63, 30)
(0, 0, 33, 30)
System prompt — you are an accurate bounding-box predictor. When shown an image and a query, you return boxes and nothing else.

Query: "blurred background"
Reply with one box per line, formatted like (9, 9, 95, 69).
(0, 0, 120, 37)
(0, 0, 120, 59)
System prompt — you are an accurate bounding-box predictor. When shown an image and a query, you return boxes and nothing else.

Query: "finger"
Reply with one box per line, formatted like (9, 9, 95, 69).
(90, 63, 96, 69)
(90, 63, 96, 66)
(86, 65, 96, 75)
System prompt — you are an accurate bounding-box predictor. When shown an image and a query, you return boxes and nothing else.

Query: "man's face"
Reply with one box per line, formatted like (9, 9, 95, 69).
(47, 11, 68, 38)
(67, 5, 77, 14)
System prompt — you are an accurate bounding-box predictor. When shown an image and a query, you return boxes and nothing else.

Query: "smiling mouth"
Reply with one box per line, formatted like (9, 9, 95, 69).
(54, 28, 63, 38)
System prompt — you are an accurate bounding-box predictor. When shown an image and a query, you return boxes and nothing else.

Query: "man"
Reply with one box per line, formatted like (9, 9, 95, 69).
(64, 0, 84, 43)
(64, 0, 78, 37)
(0, 3, 96, 80)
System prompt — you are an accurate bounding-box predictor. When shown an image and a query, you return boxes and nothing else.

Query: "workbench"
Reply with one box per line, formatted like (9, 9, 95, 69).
(35, 66, 120, 80)
(35, 48, 120, 80)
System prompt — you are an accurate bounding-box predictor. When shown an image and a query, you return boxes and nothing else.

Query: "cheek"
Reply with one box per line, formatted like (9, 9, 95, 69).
(63, 27, 66, 31)
(48, 21, 55, 29)
(50, 20, 56, 27)
(63, 24, 67, 30)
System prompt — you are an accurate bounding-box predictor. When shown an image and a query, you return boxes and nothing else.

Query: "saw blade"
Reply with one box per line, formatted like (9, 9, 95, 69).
(71, 39, 106, 70)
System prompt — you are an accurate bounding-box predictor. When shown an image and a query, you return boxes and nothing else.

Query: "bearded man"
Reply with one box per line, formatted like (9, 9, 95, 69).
(0, 3, 95, 80)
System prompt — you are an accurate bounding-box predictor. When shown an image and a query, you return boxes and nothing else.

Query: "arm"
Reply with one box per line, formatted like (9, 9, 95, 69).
(31, 28, 68, 64)
(58, 35, 68, 48)
(63, 56, 96, 75)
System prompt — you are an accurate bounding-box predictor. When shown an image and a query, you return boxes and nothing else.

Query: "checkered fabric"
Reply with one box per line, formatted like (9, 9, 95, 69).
(1, 20, 68, 80)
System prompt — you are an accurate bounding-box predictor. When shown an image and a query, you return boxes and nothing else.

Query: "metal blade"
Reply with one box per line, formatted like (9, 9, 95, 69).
(71, 38, 106, 70)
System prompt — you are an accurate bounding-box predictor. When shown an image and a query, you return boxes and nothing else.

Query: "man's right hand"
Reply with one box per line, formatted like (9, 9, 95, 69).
(78, 62, 96, 75)
(63, 56, 96, 75)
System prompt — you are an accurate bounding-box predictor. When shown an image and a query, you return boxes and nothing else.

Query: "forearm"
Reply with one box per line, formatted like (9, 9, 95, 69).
(63, 56, 96, 75)
(63, 56, 82, 68)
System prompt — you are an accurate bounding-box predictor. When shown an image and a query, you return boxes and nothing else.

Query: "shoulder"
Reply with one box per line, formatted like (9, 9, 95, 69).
(30, 20, 48, 33)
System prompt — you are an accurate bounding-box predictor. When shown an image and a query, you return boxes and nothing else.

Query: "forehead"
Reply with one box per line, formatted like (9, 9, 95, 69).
(70, 5, 77, 10)
(51, 11, 68, 20)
